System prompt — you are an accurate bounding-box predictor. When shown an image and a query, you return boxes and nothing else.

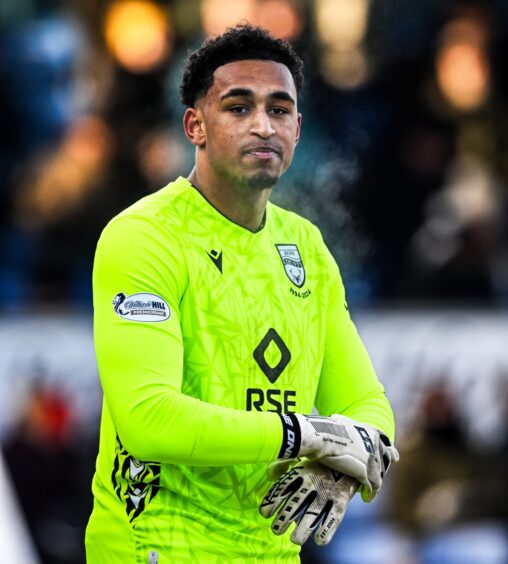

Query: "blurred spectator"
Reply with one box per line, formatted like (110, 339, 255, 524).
(0, 9, 189, 304)
(343, 2, 508, 304)
(2, 379, 93, 563)
(392, 381, 508, 537)
(402, 154, 505, 301)
(0, 13, 88, 306)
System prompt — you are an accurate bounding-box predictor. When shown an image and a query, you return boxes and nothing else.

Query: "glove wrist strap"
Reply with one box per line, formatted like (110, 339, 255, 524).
(277, 413, 301, 459)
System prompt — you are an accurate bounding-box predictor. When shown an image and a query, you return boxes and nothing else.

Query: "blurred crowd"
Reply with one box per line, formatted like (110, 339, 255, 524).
(2, 0, 508, 307)
(2, 379, 96, 563)
(2, 0, 508, 563)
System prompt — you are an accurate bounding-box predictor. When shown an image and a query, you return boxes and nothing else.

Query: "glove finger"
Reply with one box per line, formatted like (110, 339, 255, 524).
(384, 444, 400, 467)
(379, 434, 399, 472)
(359, 484, 377, 503)
(260, 492, 282, 518)
(314, 476, 358, 546)
(259, 481, 282, 518)
(290, 497, 331, 545)
(360, 483, 377, 503)
(363, 452, 383, 501)
(314, 505, 343, 546)
(271, 486, 316, 537)
(260, 469, 303, 518)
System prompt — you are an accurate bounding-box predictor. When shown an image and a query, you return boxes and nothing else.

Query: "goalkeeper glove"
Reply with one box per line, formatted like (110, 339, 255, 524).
(260, 459, 359, 546)
(278, 413, 399, 502)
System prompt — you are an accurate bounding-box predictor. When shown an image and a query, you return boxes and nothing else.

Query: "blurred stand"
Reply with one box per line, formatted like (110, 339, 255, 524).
(2, 379, 95, 563)
(1, 1, 507, 308)
(0, 450, 39, 563)
(0, 4, 188, 305)
(392, 382, 508, 563)
(344, 3, 508, 304)
(0, 314, 99, 563)
(394, 383, 508, 529)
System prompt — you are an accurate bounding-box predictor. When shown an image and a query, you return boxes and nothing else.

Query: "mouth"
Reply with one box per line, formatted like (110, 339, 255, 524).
(243, 145, 282, 159)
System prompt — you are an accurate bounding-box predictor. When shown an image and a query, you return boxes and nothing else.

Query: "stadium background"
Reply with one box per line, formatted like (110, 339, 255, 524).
(1, 0, 508, 562)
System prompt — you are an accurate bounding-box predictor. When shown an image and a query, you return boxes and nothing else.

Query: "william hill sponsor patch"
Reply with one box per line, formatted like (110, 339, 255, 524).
(112, 292, 170, 322)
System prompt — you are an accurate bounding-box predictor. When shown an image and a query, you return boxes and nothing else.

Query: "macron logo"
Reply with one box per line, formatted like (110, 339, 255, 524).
(207, 249, 223, 273)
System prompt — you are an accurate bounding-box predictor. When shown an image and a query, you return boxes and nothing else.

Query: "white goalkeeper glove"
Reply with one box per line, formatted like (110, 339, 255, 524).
(278, 413, 399, 502)
(260, 459, 359, 546)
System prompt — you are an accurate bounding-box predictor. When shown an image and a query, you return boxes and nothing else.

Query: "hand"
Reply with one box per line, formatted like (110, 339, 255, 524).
(278, 413, 399, 501)
(260, 459, 359, 546)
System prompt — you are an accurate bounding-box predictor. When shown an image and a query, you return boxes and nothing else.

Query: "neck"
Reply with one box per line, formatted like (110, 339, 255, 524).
(187, 166, 271, 232)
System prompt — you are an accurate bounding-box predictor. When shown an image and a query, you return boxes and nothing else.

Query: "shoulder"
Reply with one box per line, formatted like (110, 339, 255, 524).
(268, 201, 324, 244)
(93, 179, 190, 295)
(94, 179, 196, 276)
(99, 177, 193, 246)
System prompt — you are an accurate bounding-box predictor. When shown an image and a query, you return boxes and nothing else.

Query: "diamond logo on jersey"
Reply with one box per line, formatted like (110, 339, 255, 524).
(276, 244, 305, 288)
(253, 328, 291, 383)
(112, 292, 170, 322)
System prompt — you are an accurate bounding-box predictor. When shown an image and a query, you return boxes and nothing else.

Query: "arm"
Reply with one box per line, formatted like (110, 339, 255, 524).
(259, 243, 398, 543)
(93, 214, 282, 465)
(314, 244, 395, 441)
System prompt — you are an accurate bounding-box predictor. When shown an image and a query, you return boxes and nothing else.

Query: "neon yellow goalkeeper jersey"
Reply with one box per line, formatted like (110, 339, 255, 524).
(86, 177, 394, 563)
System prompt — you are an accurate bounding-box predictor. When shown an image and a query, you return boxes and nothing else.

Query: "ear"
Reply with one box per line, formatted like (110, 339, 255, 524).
(295, 113, 302, 146)
(183, 107, 206, 147)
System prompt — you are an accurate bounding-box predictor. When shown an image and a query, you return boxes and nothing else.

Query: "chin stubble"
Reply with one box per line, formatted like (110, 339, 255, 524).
(243, 171, 279, 190)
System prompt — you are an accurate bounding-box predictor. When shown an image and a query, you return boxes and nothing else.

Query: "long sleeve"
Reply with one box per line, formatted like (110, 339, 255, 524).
(314, 242, 395, 442)
(93, 213, 282, 464)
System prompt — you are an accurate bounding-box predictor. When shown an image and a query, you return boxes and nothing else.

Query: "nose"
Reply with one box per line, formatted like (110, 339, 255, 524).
(250, 109, 275, 139)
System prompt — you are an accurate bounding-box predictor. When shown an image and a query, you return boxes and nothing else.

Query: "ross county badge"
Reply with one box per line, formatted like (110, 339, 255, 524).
(276, 244, 306, 288)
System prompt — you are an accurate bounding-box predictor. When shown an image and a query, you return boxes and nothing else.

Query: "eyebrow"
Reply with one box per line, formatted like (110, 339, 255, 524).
(220, 88, 295, 105)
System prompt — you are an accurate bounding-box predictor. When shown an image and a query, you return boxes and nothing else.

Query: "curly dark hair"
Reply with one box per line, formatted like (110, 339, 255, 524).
(180, 24, 304, 107)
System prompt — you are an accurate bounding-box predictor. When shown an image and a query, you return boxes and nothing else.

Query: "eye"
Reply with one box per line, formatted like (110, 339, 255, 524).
(270, 107, 289, 116)
(229, 105, 249, 114)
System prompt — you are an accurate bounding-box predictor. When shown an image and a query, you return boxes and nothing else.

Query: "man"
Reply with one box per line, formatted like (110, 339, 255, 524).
(86, 25, 397, 563)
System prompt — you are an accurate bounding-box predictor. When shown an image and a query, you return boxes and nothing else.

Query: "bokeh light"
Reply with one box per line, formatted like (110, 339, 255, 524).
(201, 0, 302, 40)
(315, 0, 370, 89)
(201, 0, 256, 36)
(104, 0, 172, 74)
(437, 43, 489, 111)
(435, 15, 490, 112)
(320, 48, 369, 90)
(16, 116, 113, 226)
(256, 0, 302, 41)
(315, 0, 369, 50)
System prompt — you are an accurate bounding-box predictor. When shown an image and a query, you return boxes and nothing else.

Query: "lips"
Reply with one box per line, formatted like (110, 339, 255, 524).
(243, 145, 282, 158)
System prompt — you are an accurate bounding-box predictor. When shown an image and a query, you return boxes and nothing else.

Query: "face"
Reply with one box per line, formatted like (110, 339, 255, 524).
(184, 59, 302, 190)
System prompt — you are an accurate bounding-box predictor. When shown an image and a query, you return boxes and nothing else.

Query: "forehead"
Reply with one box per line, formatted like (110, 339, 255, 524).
(207, 59, 297, 100)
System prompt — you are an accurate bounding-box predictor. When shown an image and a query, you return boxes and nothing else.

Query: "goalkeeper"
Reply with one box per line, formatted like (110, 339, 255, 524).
(85, 24, 397, 563)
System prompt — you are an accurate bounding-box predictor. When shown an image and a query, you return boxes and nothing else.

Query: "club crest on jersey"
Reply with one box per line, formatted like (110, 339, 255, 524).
(112, 292, 170, 322)
(276, 244, 306, 288)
